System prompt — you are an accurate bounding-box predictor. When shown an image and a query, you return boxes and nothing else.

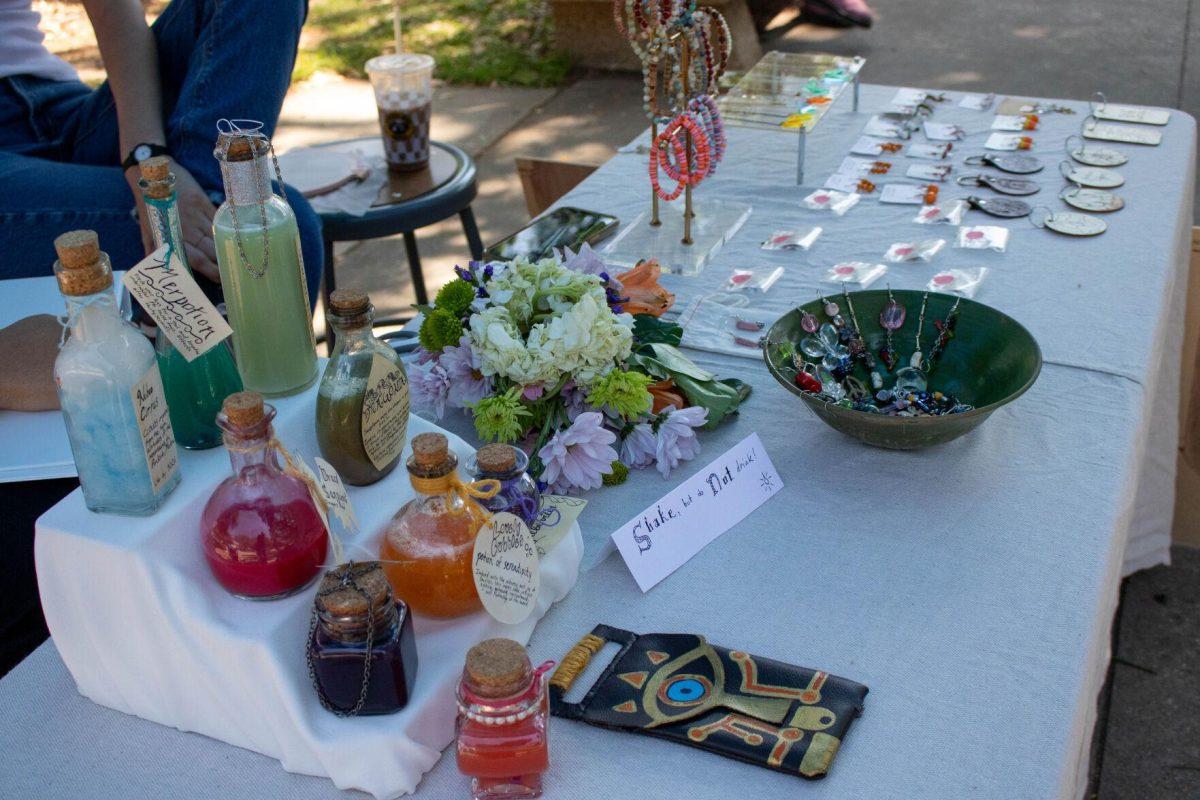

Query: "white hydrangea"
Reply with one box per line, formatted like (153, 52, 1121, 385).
(468, 256, 633, 388)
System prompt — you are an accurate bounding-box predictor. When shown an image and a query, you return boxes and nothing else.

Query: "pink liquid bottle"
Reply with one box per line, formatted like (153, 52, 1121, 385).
(201, 391, 328, 599)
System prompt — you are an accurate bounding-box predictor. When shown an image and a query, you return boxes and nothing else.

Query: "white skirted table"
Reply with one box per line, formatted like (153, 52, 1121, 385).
(1, 84, 1194, 800)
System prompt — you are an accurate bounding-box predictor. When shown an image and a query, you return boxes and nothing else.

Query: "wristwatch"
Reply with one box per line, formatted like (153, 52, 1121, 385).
(122, 143, 171, 172)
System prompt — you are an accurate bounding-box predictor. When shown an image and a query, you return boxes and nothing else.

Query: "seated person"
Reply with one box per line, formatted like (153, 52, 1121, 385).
(0, 0, 323, 303)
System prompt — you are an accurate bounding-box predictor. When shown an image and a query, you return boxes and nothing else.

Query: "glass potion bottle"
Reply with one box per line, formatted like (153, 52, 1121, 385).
(52, 230, 181, 514)
(378, 432, 495, 618)
(455, 638, 551, 800)
(316, 289, 410, 486)
(201, 391, 328, 599)
(307, 561, 419, 716)
(139, 157, 243, 449)
(212, 127, 317, 397)
(467, 444, 541, 527)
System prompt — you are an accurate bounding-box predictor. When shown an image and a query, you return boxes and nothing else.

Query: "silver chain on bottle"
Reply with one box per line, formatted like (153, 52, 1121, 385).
(305, 562, 377, 717)
(215, 120, 287, 280)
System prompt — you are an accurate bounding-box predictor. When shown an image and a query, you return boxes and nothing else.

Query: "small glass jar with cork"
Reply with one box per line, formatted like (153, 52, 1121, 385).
(466, 443, 541, 528)
(307, 561, 418, 716)
(455, 638, 552, 800)
(316, 289, 410, 486)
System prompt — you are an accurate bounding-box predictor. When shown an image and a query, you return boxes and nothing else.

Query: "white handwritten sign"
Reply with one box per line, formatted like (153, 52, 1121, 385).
(122, 245, 232, 362)
(129, 363, 179, 494)
(473, 512, 540, 624)
(611, 433, 783, 592)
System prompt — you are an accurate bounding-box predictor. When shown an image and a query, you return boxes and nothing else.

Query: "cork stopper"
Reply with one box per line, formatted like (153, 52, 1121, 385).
(222, 135, 268, 162)
(476, 443, 517, 475)
(140, 156, 170, 182)
(139, 156, 172, 200)
(412, 432, 449, 466)
(464, 638, 533, 699)
(53, 230, 112, 296)
(329, 288, 371, 317)
(222, 391, 265, 427)
(316, 562, 392, 618)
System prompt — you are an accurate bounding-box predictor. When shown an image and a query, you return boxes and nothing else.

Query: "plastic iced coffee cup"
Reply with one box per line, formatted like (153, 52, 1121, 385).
(365, 53, 435, 173)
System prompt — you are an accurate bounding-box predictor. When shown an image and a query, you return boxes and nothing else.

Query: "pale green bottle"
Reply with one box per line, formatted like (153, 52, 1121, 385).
(212, 129, 317, 397)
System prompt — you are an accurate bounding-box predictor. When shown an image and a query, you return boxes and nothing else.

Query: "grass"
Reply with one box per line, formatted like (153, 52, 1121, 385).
(295, 0, 571, 87)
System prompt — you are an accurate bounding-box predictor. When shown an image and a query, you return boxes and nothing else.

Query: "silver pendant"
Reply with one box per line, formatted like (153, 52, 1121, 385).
(1067, 137, 1127, 167)
(1060, 161, 1124, 188)
(966, 195, 1032, 218)
(1061, 186, 1124, 213)
(1090, 94, 1170, 125)
(964, 153, 1043, 174)
(1041, 210, 1107, 236)
(956, 174, 1040, 196)
(1082, 117, 1162, 146)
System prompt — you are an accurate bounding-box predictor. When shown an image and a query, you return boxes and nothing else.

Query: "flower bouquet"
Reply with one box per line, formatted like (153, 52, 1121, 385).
(409, 245, 750, 493)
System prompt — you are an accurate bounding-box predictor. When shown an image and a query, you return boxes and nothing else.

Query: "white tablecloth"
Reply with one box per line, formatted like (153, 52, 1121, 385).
(2, 84, 1195, 800)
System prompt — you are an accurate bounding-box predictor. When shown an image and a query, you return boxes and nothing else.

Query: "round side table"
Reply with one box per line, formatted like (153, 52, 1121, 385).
(315, 138, 484, 316)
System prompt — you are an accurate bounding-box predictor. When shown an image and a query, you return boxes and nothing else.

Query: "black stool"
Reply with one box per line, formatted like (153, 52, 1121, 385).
(317, 138, 484, 318)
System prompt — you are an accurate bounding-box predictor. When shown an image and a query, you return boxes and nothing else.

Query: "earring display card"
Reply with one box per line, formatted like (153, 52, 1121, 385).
(991, 115, 1031, 131)
(1082, 119, 1162, 145)
(879, 184, 928, 204)
(850, 136, 899, 156)
(985, 133, 1031, 151)
(959, 92, 995, 110)
(823, 173, 865, 194)
(914, 200, 968, 225)
(549, 624, 868, 780)
(923, 122, 966, 141)
(906, 163, 952, 182)
(863, 115, 907, 138)
(907, 142, 953, 160)
(803, 189, 861, 215)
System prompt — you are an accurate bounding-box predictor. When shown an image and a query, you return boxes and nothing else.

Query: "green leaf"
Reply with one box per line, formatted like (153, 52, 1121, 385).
(646, 344, 715, 382)
(669, 372, 750, 430)
(632, 314, 683, 347)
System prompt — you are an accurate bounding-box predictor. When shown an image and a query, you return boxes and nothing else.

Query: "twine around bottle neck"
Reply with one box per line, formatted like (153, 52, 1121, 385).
(410, 470, 502, 510)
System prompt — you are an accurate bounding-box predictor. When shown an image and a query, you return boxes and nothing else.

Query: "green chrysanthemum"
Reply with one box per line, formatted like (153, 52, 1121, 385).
(602, 460, 629, 486)
(434, 279, 476, 318)
(586, 370, 654, 419)
(469, 391, 532, 443)
(418, 308, 464, 353)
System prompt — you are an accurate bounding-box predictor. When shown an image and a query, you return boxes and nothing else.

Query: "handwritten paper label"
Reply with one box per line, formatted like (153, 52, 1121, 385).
(611, 433, 783, 592)
(130, 364, 179, 494)
(361, 354, 409, 471)
(473, 512, 540, 624)
(122, 245, 232, 362)
(289, 456, 330, 533)
(313, 457, 358, 531)
(1082, 119, 1162, 146)
(530, 495, 587, 557)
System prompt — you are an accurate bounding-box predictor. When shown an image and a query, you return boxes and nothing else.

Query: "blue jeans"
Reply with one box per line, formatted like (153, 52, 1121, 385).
(0, 0, 322, 304)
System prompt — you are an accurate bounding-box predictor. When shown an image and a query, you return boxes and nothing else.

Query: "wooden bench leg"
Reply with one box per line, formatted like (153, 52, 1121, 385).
(460, 207, 484, 260)
(403, 231, 429, 306)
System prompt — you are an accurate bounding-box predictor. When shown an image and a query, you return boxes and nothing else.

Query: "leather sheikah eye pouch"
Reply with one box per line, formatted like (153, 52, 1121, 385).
(549, 624, 868, 779)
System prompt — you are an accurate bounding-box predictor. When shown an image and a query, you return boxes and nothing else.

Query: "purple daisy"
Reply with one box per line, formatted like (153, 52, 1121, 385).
(537, 411, 618, 493)
(653, 405, 708, 477)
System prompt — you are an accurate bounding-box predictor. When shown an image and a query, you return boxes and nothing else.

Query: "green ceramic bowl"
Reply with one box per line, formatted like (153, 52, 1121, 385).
(763, 290, 1042, 450)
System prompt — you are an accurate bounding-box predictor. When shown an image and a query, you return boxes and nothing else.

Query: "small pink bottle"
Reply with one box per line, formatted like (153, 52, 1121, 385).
(455, 639, 552, 800)
(201, 391, 328, 599)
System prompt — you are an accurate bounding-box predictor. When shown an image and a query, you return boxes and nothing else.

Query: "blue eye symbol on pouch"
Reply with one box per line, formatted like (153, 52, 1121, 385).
(659, 674, 713, 707)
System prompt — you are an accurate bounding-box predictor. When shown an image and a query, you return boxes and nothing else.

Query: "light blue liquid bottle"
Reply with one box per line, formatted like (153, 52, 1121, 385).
(53, 230, 181, 515)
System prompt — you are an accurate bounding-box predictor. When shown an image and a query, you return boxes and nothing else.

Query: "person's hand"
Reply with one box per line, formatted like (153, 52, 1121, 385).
(129, 159, 220, 282)
(0, 315, 62, 411)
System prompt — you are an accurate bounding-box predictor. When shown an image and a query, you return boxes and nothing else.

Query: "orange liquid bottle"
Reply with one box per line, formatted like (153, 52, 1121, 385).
(379, 432, 495, 618)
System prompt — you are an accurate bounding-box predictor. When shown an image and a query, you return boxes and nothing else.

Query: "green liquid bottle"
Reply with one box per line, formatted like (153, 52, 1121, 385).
(139, 157, 243, 449)
(316, 290, 410, 485)
(212, 130, 318, 397)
